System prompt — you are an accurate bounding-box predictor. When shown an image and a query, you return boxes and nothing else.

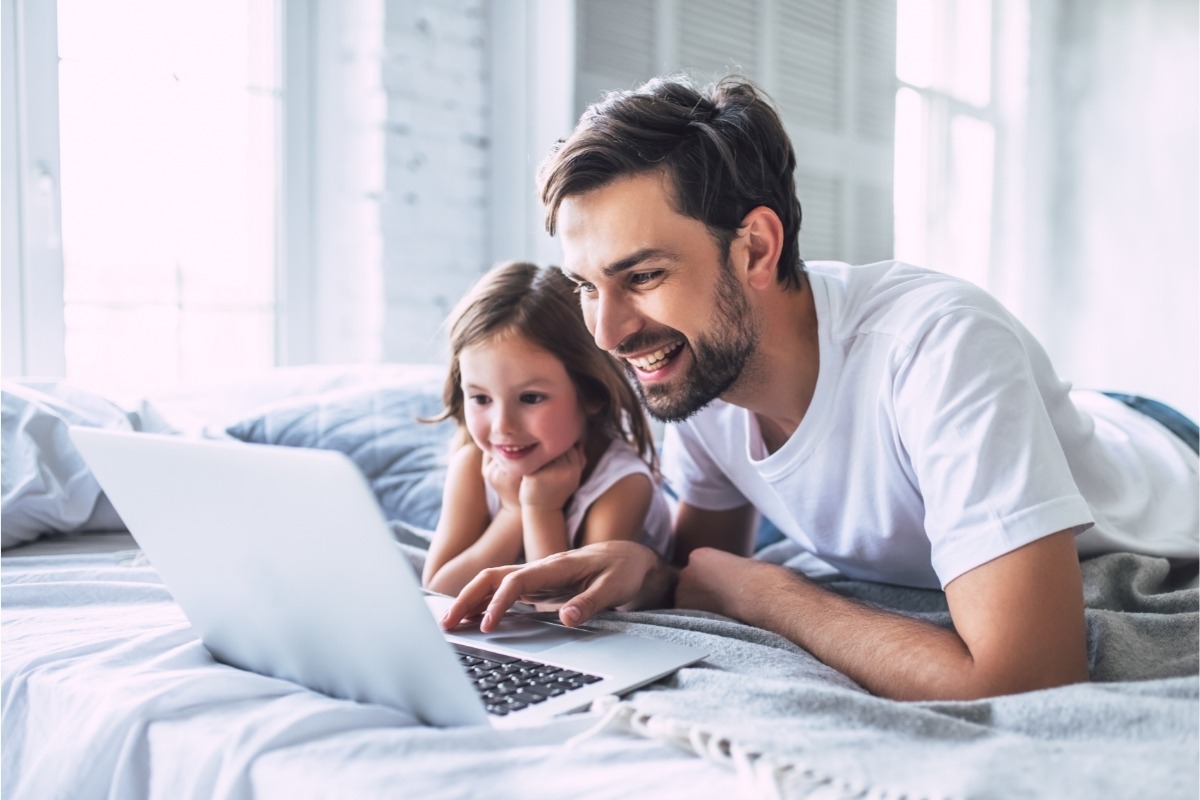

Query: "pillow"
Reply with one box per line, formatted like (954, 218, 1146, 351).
(140, 363, 447, 437)
(2, 381, 132, 549)
(225, 379, 455, 533)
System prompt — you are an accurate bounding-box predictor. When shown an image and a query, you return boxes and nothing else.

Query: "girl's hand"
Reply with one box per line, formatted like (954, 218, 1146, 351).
(520, 442, 585, 511)
(481, 451, 522, 512)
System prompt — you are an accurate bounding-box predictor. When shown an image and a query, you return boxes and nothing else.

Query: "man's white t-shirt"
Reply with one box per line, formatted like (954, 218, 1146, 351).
(661, 260, 1199, 589)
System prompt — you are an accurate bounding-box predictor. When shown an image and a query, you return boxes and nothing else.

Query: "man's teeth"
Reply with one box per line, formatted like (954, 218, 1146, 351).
(628, 342, 682, 371)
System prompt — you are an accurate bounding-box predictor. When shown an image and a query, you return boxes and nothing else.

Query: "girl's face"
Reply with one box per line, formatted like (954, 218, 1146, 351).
(458, 330, 588, 477)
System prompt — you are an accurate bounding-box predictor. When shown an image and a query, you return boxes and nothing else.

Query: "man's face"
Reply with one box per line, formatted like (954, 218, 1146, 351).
(557, 172, 759, 422)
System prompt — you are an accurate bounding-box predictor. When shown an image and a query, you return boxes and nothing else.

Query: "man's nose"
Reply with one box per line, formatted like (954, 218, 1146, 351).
(586, 291, 639, 353)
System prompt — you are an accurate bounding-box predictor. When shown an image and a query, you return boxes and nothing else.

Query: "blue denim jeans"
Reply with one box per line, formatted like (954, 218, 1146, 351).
(1103, 393, 1200, 455)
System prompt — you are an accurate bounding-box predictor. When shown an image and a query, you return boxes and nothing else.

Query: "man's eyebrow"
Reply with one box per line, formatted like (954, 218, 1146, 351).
(564, 249, 679, 283)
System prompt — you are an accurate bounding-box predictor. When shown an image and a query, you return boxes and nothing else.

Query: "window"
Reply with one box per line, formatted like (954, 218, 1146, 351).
(893, 0, 1016, 289)
(3, 0, 296, 398)
(57, 0, 280, 398)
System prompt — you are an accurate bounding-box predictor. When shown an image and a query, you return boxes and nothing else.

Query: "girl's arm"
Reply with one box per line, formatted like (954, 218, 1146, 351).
(574, 472, 654, 549)
(423, 445, 523, 595)
(520, 444, 586, 561)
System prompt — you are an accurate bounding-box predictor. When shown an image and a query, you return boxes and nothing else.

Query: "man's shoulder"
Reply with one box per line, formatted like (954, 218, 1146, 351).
(809, 260, 1011, 347)
(809, 259, 993, 306)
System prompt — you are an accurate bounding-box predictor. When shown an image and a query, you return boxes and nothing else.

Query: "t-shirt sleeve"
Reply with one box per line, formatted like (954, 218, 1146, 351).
(660, 420, 749, 511)
(893, 309, 1094, 586)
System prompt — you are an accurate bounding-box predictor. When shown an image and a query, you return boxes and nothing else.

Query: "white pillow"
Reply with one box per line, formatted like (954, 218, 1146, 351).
(1, 381, 132, 549)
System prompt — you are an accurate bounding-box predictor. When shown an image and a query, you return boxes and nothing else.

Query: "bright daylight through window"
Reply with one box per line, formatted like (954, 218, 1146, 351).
(893, 0, 1000, 290)
(55, 0, 279, 399)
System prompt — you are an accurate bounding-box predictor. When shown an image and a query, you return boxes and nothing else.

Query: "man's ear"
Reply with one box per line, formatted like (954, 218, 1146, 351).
(737, 206, 784, 290)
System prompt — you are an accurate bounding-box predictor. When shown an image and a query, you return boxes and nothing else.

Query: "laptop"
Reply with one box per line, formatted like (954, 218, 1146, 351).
(68, 427, 706, 728)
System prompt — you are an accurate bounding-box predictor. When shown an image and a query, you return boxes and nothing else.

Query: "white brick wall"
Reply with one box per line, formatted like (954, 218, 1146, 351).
(379, 0, 490, 364)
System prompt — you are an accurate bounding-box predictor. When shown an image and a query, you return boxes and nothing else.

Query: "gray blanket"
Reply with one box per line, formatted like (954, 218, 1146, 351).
(527, 546, 1199, 800)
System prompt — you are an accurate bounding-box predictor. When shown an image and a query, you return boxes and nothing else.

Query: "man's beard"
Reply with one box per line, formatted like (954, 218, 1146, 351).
(625, 259, 759, 423)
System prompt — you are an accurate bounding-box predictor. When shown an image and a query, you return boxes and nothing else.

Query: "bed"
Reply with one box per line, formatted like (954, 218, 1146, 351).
(3, 365, 1197, 799)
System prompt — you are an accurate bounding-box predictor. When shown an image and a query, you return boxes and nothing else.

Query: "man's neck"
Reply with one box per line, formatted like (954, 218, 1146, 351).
(725, 279, 820, 454)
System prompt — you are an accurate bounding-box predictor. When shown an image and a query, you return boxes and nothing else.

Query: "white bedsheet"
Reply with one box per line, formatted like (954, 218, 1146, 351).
(2, 543, 740, 800)
(5, 534, 1198, 799)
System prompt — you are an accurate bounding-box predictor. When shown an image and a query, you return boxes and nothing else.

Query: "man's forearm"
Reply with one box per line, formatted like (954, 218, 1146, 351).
(735, 565, 977, 700)
(688, 546, 1088, 702)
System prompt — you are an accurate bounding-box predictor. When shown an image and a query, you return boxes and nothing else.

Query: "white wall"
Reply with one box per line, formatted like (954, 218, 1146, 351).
(307, 0, 493, 367)
(1024, 0, 1198, 418)
(379, 0, 492, 363)
(306, 0, 386, 365)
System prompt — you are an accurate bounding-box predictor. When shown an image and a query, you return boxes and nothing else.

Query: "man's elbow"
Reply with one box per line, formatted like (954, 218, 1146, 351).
(962, 658, 1090, 700)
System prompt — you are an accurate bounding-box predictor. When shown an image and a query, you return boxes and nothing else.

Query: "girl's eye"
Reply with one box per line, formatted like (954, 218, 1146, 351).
(520, 393, 545, 404)
(468, 394, 490, 406)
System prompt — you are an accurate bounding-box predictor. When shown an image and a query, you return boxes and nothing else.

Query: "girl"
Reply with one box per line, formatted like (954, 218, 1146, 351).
(421, 261, 672, 596)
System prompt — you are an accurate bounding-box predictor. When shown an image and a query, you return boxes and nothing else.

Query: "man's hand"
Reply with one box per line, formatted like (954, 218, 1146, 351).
(675, 546, 774, 618)
(439, 540, 673, 632)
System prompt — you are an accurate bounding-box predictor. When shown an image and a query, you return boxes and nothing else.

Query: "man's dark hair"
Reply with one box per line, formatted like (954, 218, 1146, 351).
(538, 74, 805, 289)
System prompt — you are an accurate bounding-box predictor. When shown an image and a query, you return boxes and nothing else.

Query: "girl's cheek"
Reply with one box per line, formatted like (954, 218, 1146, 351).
(464, 413, 486, 446)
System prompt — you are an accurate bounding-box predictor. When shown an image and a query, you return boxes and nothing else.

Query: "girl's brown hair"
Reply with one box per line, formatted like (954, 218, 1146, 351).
(428, 261, 658, 470)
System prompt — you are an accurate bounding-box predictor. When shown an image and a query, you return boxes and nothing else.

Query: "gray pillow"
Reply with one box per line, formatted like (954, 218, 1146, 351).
(225, 381, 454, 532)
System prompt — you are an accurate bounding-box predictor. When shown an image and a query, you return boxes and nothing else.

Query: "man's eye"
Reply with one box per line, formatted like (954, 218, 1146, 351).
(574, 281, 597, 295)
(629, 270, 662, 287)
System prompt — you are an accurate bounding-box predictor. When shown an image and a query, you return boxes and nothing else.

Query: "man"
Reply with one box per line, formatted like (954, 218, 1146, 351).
(440, 75, 1199, 701)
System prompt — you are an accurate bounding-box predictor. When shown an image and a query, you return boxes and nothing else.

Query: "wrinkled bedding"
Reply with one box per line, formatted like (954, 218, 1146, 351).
(3, 534, 1196, 799)
(3, 367, 1197, 799)
(1, 538, 738, 800)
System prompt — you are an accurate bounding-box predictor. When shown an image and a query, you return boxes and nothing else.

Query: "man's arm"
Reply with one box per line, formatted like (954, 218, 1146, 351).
(677, 529, 1089, 700)
(438, 499, 760, 629)
(671, 501, 758, 564)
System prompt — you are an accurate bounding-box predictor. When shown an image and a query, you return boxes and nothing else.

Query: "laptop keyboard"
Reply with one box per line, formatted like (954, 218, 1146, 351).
(452, 643, 602, 716)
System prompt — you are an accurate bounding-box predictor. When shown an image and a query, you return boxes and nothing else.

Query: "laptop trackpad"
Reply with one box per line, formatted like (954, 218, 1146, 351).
(425, 595, 595, 654)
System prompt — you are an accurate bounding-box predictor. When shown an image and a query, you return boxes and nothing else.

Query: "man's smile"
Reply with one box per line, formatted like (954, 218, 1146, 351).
(624, 340, 685, 373)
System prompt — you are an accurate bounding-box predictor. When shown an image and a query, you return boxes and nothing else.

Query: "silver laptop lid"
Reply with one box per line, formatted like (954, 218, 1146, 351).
(69, 427, 488, 727)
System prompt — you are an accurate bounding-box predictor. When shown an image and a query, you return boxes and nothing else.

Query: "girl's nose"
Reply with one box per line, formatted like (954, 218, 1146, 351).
(491, 402, 517, 436)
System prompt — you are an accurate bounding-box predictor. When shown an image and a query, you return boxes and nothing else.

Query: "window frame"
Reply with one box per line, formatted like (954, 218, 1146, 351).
(3, 0, 66, 377)
(892, 0, 1027, 298)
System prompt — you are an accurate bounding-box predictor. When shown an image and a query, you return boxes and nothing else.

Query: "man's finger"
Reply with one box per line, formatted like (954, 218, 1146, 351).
(557, 572, 620, 627)
(480, 567, 558, 631)
(475, 555, 592, 631)
(439, 565, 514, 629)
